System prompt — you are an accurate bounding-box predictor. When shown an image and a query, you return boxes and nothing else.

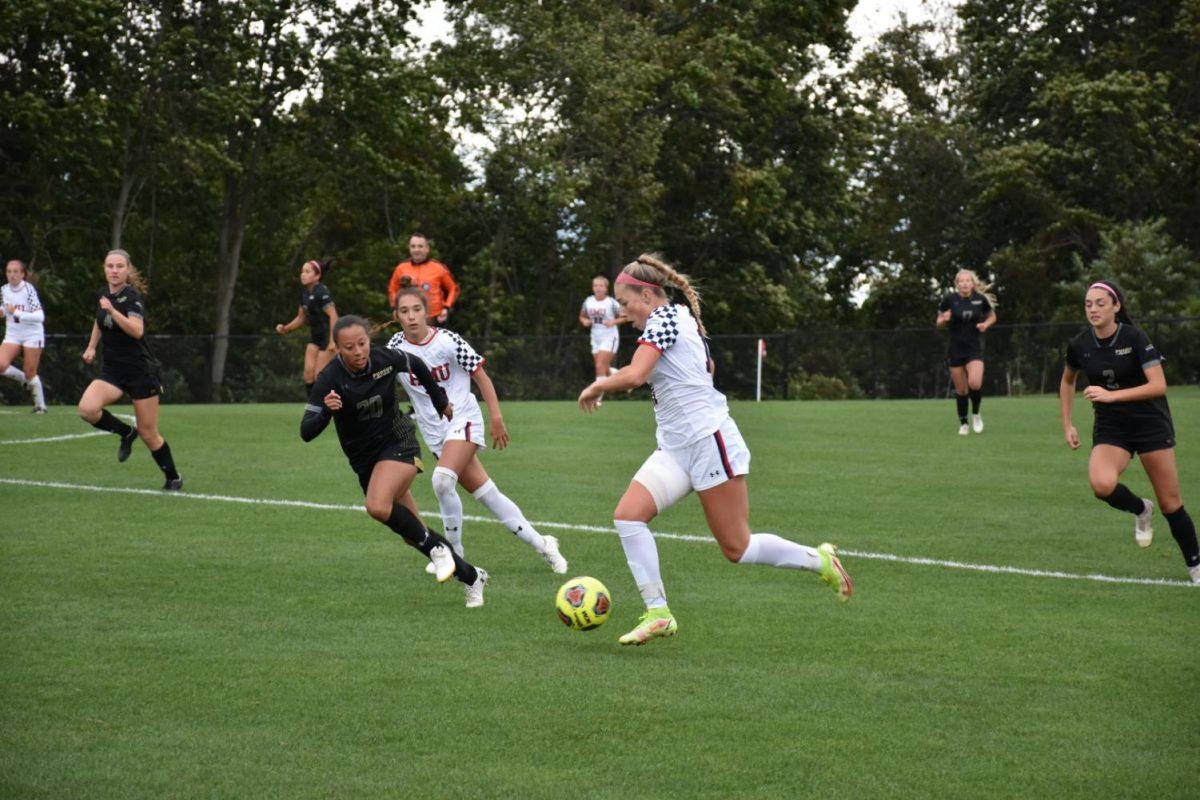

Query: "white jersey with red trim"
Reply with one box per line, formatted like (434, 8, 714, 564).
(2, 281, 46, 337)
(388, 327, 485, 437)
(582, 294, 621, 344)
(637, 303, 729, 449)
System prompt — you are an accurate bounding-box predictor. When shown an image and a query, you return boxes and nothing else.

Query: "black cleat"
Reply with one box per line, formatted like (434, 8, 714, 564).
(162, 476, 184, 491)
(117, 429, 138, 462)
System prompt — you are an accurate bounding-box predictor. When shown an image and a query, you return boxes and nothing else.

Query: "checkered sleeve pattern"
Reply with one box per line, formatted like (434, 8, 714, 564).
(449, 331, 484, 373)
(386, 332, 406, 351)
(637, 305, 679, 351)
(27, 285, 42, 311)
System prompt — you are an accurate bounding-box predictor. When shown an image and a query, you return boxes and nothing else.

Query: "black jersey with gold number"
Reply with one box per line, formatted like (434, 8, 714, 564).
(301, 346, 447, 472)
(1065, 323, 1172, 432)
(95, 285, 157, 371)
(938, 291, 992, 354)
(301, 282, 334, 340)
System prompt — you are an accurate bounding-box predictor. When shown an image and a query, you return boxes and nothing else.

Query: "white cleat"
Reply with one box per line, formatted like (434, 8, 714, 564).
(425, 560, 437, 575)
(428, 544, 457, 583)
(539, 535, 568, 574)
(1134, 499, 1154, 548)
(972, 413, 984, 433)
(958, 423, 969, 436)
(465, 568, 489, 607)
(1189, 564, 1200, 584)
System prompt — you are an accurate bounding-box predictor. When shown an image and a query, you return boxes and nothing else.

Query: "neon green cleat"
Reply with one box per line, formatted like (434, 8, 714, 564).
(818, 543, 853, 603)
(618, 608, 678, 646)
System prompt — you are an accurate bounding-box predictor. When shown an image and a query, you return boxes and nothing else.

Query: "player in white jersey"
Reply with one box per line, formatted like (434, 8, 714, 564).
(578, 254, 853, 646)
(578, 275, 626, 402)
(1, 259, 48, 412)
(388, 286, 568, 585)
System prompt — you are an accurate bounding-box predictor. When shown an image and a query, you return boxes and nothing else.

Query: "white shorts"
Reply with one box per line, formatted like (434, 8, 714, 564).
(632, 417, 751, 513)
(590, 330, 619, 355)
(2, 330, 44, 348)
(425, 407, 487, 457)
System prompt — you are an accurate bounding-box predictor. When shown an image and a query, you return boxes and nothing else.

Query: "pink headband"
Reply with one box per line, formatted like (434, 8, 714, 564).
(616, 272, 660, 289)
(1089, 282, 1118, 300)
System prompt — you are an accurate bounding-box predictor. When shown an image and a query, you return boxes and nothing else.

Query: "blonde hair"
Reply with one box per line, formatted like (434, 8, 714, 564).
(592, 275, 610, 288)
(621, 253, 707, 337)
(106, 249, 148, 294)
(956, 269, 997, 309)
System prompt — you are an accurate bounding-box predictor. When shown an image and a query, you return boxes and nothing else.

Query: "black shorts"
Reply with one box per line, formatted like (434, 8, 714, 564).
(947, 343, 983, 368)
(310, 327, 330, 349)
(354, 441, 424, 494)
(98, 364, 162, 400)
(1093, 418, 1176, 455)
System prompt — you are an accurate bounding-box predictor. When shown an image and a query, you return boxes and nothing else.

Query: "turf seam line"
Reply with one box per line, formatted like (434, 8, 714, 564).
(0, 476, 1194, 588)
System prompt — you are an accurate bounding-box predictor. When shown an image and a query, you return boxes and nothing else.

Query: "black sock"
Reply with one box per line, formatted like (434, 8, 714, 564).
(305, 382, 314, 395)
(955, 394, 968, 423)
(969, 389, 982, 414)
(384, 503, 479, 585)
(150, 441, 180, 480)
(93, 410, 133, 437)
(1101, 484, 1146, 516)
(1164, 506, 1199, 567)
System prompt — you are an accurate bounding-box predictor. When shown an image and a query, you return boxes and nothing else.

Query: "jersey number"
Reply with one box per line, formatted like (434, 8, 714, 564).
(1102, 369, 1118, 390)
(961, 310, 973, 322)
(356, 395, 384, 419)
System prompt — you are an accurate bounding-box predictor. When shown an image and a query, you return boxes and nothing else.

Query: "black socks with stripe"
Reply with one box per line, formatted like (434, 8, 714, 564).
(384, 503, 479, 585)
(150, 441, 179, 481)
(1165, 506, 1199, 567)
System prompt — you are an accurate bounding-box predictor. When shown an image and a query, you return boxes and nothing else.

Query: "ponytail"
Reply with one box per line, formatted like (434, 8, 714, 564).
(622, 253, 708, 337)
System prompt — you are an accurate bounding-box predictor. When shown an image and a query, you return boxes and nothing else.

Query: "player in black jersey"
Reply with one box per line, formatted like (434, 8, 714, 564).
(1060, 281, 1198, 583)
(275, 259, 338, 395)
(77, 250, 182, 490)
(301, 315, 491, 605)
(937, 269, 997, 435)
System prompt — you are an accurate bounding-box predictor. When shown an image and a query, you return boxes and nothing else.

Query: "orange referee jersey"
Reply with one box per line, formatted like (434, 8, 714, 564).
(388, 258, 460, 316)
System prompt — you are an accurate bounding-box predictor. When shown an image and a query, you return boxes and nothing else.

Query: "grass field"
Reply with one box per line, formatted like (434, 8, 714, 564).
(2, 392, 1198, 799)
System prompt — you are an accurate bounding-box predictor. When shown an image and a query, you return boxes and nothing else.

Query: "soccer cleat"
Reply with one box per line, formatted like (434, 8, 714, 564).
(539, 535, 568, 574)
(817, 542, 853, 603)
(1189, 564, 1200, 584)
(424, 560, 437, 575)
(117, 429, 138, 462)
(958, 423, 969, 436)
(465, 568, 489, 608)
(162, 476, 184, 491)
(1134, 499, 1154, 548)
(33, 406, 47, 414)
(618, 608, 678, 646)
(972, 413, 984, 433)
(428, 544, 457, 583)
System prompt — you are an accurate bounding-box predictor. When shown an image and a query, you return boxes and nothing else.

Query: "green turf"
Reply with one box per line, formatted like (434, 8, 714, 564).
(2, 393, 1197, 799)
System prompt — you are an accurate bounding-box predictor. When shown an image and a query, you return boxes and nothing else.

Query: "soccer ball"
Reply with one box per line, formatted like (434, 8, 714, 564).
(555, 576, 612, 631)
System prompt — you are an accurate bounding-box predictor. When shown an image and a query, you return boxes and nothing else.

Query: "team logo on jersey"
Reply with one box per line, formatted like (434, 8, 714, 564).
(117, 295, 127, 303)
(1115, 347, 1132, 355)
(422, 282, 431, 291)
(372, 366, 394, 379)
(971, 299, 982, 305)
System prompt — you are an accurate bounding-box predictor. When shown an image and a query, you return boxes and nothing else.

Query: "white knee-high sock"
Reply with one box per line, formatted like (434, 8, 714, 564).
(29, 376, 45, 408)
(472, 479, 546, 551)
(431, 466, 464, 556)
(738, 533, 822, 572)
(614, 519, 668, 608)
(2, 365, 26, 384)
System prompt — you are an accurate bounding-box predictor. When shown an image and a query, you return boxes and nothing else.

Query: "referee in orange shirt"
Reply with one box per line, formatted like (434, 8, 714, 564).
(388, 234, 460, 323)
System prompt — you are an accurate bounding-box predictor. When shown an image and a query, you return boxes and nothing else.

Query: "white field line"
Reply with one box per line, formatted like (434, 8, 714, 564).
(0, 414, 136, 445)
(0, 477, 1193, 589)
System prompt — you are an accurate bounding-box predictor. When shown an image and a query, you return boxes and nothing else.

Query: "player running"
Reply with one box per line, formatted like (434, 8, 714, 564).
(1, 259, 48, 412)
(275, 259, 338, 395)
(936, 269, 997, 435)
(1060, 281, 1198, 583)
(578, 253, 853, 646)
(301, 315, 491, 606)
(579, 275, 625, 403)
(77, 249, 182, 490)
(388, 286, 568, 581)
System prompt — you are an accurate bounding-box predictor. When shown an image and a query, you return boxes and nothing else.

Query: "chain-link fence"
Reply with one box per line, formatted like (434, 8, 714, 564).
(4, 318, 1197, 407)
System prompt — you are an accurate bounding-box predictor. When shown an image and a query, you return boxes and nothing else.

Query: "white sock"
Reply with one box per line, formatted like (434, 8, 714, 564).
(738, 533, 822, 572)
(614, 519, 668, 608)
(2, 365, 26, 384)
(472, 480, 546, 551)
(431, 466, 464, 556)
(29, 376, 45, 408)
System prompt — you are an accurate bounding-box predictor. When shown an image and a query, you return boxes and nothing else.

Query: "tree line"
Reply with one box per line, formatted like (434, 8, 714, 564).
(2, 0, 1197, 400)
